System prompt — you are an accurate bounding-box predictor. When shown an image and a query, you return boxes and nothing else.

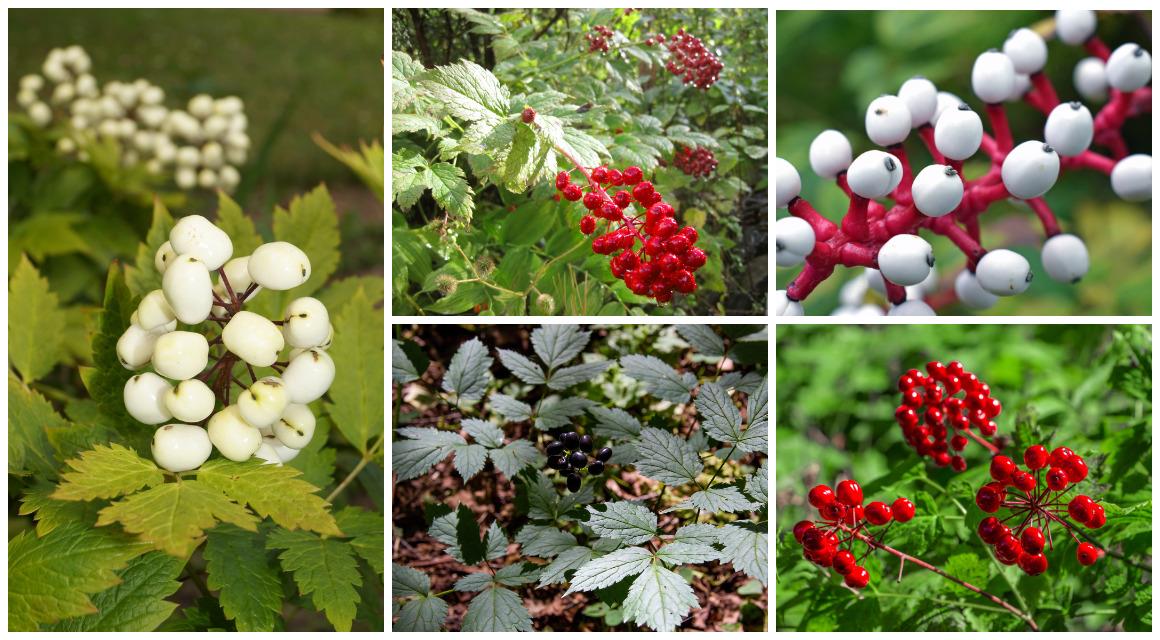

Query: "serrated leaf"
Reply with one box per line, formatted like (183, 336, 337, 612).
(547, 360, 613, 390)
(488, 392, 532, 423)
(489, 439, 540, 479)
(426, 162, 476, 222)
(622, 562, 699, 632)
(454, 572, 495, 592)
(287, 414, 338, 490)
(564, 546, 653, 594)
(633, 428, 703, 485)
(537, 546, 595, 587)
(86, 263, 136, 428)
(52, 444, 165, 501)
(267, 529, 362, 632)
(9, 255, 68, 382)
(744, 460, 769, 505)
(586, 406, 643, 439)
(392, 339, 420, 384)
(204, 525, 283, 632)
(271, 185, 341, 298)
(395, 595, 448, 632)
(391, 427, 463, 480)
(717, 524, 768, 587)
(214, 191, 264, 256)
(456, 504, 487, 565)
(531, 324, 591, 369)
(461, 418, 506, 448)
(96, 481, 259, 557)
(461, 586, 532, 632)
(495, 348, 545, 385)
(492, 562, 541, 587)
(535, 396, 596, 430)
(8, 375, 65, 478)
(421, 61, 509, 125)
(674, 523, 721, 546)
(515, 524, 577, 558)
(620, 355, 696, 403)
(697, 382, 767, 453)
(666, 486, 756, 514)
(47, 550, 184, 632)
(655, 541, 721, 565)
(327, 287, 385, 453)
(450, 443, 489, 480)
(18, 485, 101, 536)
(675, 325, 726, 358)
(391, 563, 430, 598)
(196, 459, 341, 537)
(586, 502, 658, 545)
(747, 378, 768, 438)
(8, 523, 152, 631)
(429, 510, 465, 562)
(443, 337, 493, 404)
(124, 198, 174, 298)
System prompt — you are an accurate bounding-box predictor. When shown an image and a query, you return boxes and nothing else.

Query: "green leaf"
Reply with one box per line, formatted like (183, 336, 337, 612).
(8, 375, 64, 477)
(717, 524, 768, 587)
(8, 212, 91, 262)
(336, 506, 385, 574)
(421, 60, 509, 125)
(326, 287, 384, 454)
(52, 444, 165, 501)
(315, 135, 385, 201)
(633, 428, 703, 486)
(442, 337, 493, 404)
(8, 255, 68, 382)
(18, 485, 102, 536)
(696, 382, 766, 452)
(196, 459, 342, 537)
(622, 562, 698, 632)
(392, 339, 421, 384)
(620, 355, 697, 404)
(456, 503, 487, 565)
(85, 262, 136, 427)
(287, 414, 337, 490)
(204, 525, 284, 632)
(532, 325, 592, 369)
(667, 486, 756, 514)
(214, 191, 264, 256)
(272, 184, 341, 298)
(488, 393, 532, 423)
(675, 325, 726, 358)
(267, 529, 362, 632)
(392, 426, 463, 480)
(564, 547, 653, 595)
(96, 481, 260, 558)
(48, 551, 184, 632)
(124, 198, 175, 298)
(496, 348, 546, 385)
(460, 586, 532, 632)
(585, 502, 659, 545)
(8, 523, 152, 631)
(488, 439, 540, 480)
(392, 563, 430, 598)
(395, 595, 448, 631)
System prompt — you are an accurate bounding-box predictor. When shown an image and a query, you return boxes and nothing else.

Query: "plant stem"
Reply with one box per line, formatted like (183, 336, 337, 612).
(326, 436, 384, 504)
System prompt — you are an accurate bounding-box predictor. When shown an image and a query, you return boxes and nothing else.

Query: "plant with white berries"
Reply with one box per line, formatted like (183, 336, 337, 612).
(17, 45, 249, 192)
(776, 11, 1151, 315)
(118, 214, 334, 472)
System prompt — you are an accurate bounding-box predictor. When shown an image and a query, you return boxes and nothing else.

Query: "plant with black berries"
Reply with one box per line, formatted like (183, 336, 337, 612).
(543, 430, 614, 493)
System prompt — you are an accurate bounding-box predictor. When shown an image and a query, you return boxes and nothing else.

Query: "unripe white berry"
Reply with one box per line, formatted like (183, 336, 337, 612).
(1056, 10, 1097, 46)
(170, 215, 234, 271)
(248, 242, 312, 291)
(839, 274, 870, 306)
(273, 403, 315, 449)
(197, 169, 218, 189)
(222, 310, 284, 367)
(930, 91, 963, 126)
(203, 115, 229, 140)
(283, 297, 331, 348)
(132, 311, 176, 336)
(163, 255, 214, 324)
(775, 217, 815, 268)
(151, 424, 212, 472)
(271, 440, 301, 463)
(176, 146, 201, 168)
(237, 377, 290, 428)
(808, 129, 853, 179)
(254, 439, 283, 465)
(954, 269, 999, 309)
(1001, 141, 1060, 199)
(51, 82, 75, 105)
(774, 157, 801, 208)
(1044, 102, 1093, 157)
(189, 94, 215, 119)
(137, 289, 177, 332)
(976, 249, 1033, 296)
(17, 90, 37, 108)
(117, 324, 159, 369)
(1110, 154, 1151, 201)
(972, 50, 1017, 104)
(847, 150, 902, 199)
(207, 405, 263, 462)
(1040, 234, 1090, 283)
(898, 76, 938, 128)
(319, 324, 334, 351)
(175, 168, 197, 190)
(1007, 73, 1032, 103)
(912, 165, 963, 217)
(282, 348, 335, 404)
(218, 256, 258, 299)
(865, 95, 912, 146)
(163, 379, 216, 423)
(19, 74, 44, 92)
(219, 166, 241, 192)
(877, 234, 934, 286)
(124, 372, 173, 424)
(1003, 28, 1048, 74)
(141, 85, 165, 105)
(1073, 57, 1108, 102)
(1105, 43, 1152, 92)
(888, 300, 936, 316)
(75, 73, 98, 97)
(151, 331, 209, 380)
(28, 102, 52, 127)
(774, 290, 804, 316)
(215, 96, 245, 116)
(934, 105, 983, 161)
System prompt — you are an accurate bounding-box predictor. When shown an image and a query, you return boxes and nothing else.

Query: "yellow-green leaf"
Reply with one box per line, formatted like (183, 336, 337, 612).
(204, 525, 284, 632)
(272, 184, 341, 298)
(196, 459, 342, 537)
(214, 191, 264, 256)
(96, 481, 259, 558)
(47, 551, 184, 631)
(8, 374, 63, 477)
(326, 287, 384, 453)
(52, 444, 165, 502)
(19, 485, 103, 536)
(267, 529, 361, 632)
(125, 199, 175, 298)
(8, 255, 68, 382)
(336, 506, 384, 574)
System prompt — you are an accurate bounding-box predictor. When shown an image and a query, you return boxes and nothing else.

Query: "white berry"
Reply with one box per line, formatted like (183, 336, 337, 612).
(237, 377, 290, 428)
(1002, 141, 1060, 199)
(1003, 28, 1048, 74)
(774, 157, 801, 208)
(151, 424, 213, 472)
(1073, 57, 1108, 102)
(934, 105, 983, 161)
(163, 379, 216, 423)
(976, 249, 1033, 296)
(117, 325, 159, 370)
(273, 403, 316, 449)
(954, 269, 999, 309)
(1110, 154, 1151, 201)
(282, 348, 336, 404)
(888, 300, 936, 316)
(808, 129, 853, 179)
(253, 439, 283, 466)
(774, 290, 804, 316)
(1041, 234, 1090, 283)
(136, 289, 177, 332)
(775, 217, 815, 268)
(972, 50, 1017, 104)
(877, 234, 934, 286)
(1056, 10, 1097, 46)
(151, 331, 209, 380)
(898, 76, 938, 127)
(1044, 102, 1093, 157)
(124, 372, 173, 424)
(162, 255, 214, 324)
(207, 406, 263, 462)
(912, 165, 963, 217)
(930, 91, 964, 126)
(283, 297, 331, 348)
(1105, 44, 1152, 92)
(248, 242, 311, 291)
(170, 215, 233, 271)
(222, 311, 284, 367)
(847, 150, 902, 199)
(865, 95, 912, 146)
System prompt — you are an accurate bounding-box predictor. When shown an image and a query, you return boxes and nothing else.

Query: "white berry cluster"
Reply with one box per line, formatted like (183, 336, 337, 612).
(117, 215, 335, 472)
(16, 45, 249, 193)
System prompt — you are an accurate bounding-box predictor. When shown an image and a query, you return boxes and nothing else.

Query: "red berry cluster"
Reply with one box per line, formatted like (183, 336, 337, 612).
(975, 444, 1105, 575)
(555, 166, 706, 303)
(896, 361, 1002, 471)
(674, 145, 718, 178)
(795, 480, 916, 589)
(585, 25, 614, 53)
(662, 28, 723, 89)
(644, 33, 665, 47)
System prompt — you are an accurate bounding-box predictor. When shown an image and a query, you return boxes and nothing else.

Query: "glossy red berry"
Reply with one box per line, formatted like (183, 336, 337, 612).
(613, 190, 632, 208)
(591, 166, 609, 184)
(1012, 471, 1036, 492)
(1068, 495, 1094, 523)
(808, 485, 836, 508)
(1050, 446, 1075, 467)
(681, 247, 707, 270)
(1076, 542, 1099, 565)
(1018, 552, 1048, 576)
(995, 533, 1022, 557)
(607, 168, 624, 186)
(1024, 444, 1049, 469)
(844, 566, 870, 588)
(1086, 504, 1106, 529)
(975, 486, 1002, 512)
(521, 107, 537, 123)
(891, 497, 915, 522)
(836, 480, 863, 506)
(582, 191, 602, 210)
(622, 165, 643, 185)
(990, 455, 1017, 482)
(832, 549, 856, 575)
(1020, 527, 1045, 554)
(792, 520, 815, 543)
(1066, 456, 1089, 482)
(977, 516, 1004, 543)
(555, 171, 571, 190)
(950, 455, 967, 471)
(865, 501, 892, 525)
(1046, 467, 1070, 491)
(562, 184, 583, 201)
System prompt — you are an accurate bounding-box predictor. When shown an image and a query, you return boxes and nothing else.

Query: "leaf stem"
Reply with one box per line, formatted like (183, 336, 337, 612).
(325, 435, 384, 504)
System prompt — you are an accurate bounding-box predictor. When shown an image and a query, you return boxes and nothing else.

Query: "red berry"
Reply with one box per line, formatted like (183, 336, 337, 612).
(947, 361, 965, 377)
(842, 504, 865, 527)
(1018, 552, 1048, 576)
(901, 389, 923, 408)
(1076, 542, 1099, 566)
(977, 516, 1004, 543)
(950, 434, 968, 451)
(679, 226, 698, 243)
(975, 486, 1002, 513)
(832, 549, 856, 575)
(631, 181, 655, 203)
(681, 247, 707, 270)
(656, 253, 681, 273)
(579, 215, 597, 234)
(926, 361, 947, 379)
(1050, 446, 1075, 467)
(1020, 527, 1045, 554)
(653, 217, 679, 238)
(1046, 467, 1070, 491)
(1024, 445, 1049, 470)
(892, 497, 915, 522)
(521, 107, 537, 123)
(555, 171, 571, 190)
(1066, 457, 1088, 483)
(1068, 495, 1094, 523)
(801, 527, 825, 551)
(591, 166, 609, 184)
(600, 202, 621, 220)
(818, 503, 842, 520)
(950, 455, 967, 471)
(995, 533, 1022, 558)
(646, 202, 674, 223)
(792, 520, 815, 543)
(1085, 504, 1106, 529)
(644, 236, 666, 256)
(865, 501, 892, 525)
(613, 190, 632, 208)
(808, 485, 836, 508)
(1012, 471, 1036, 492)
(624, 270, 650, 295)
(990, 455, 1016, 483)
(622, 166, 643, 185)
(984, 397, 1002, 417)
(933, 451, 951, 467)
(665, 234, 691, 255)
(582, 191, 602, 210)
(833, 480, 862, 507)
(844, 566, 870, 589)
(607, 168, 624, 185)
(670, 269, 696, 294)
(563, 184, 583, 201)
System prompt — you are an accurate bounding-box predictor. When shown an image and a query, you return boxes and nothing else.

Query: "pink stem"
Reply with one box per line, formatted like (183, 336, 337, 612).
(985, 103, 1014, 153)
(1028, 72, 1060, 112)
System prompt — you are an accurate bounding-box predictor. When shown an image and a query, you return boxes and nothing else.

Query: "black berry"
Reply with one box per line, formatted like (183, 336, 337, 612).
(596, 447, 613, 462)
(567, 472, 581, 492)
(568, 451, 588, 469)
(562, 432, 579, 449)
(588, 460, 605, 475)
(547, 455, 566, 470)
(578, 435, 593, 452)
(546, 441, 564, 456)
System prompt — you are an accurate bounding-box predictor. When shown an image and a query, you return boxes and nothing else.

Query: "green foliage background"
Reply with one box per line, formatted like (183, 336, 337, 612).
(775, 324, 1152, 631)
(776, 10, 1152, 315)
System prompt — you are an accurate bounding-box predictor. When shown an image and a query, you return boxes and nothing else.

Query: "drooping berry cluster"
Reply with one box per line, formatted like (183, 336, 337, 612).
(673, 145, 718, 178)
(975, 444, 1105, 575)
(585, 25, 615, 53)
(662, 28, 723, 89)
(895, 360, 1002, 471)
(795, 479, 916, 589)
(776, 10, 1152, 316)
(543, 431, 613, 493)
(555, 166, 707, 303)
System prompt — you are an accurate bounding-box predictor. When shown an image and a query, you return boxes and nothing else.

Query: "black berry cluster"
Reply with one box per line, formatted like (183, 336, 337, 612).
(674, 145, 718, 178)
(544, 431, 613, 493)
(585, 25, 614, 53)
(662, 28, 723, 89)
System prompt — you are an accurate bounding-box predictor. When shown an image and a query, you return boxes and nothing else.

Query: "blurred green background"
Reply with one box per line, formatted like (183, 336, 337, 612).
(776, 11, 1152, 315)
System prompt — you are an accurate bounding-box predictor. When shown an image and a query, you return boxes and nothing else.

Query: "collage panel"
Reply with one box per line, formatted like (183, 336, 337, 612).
(775, 324, 1152, 631)
(776, 10, 1151, 316)
(391, 323, 768, 631)
(8, 8, 385, 633)
(391, 8, 769, 316)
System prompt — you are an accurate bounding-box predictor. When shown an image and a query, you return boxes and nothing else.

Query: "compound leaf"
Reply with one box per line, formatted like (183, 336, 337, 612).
(546, 360, 613, 390)
(48, 551, 184, 631)
(565, 546, 653, 594)
(462, 418, 506, 448)
(674, 523, 721, 546)
(8, 255, 68, 383)
(586, 502, 658, 545)
(488, 393, 532, 422)
(675, 325, 725, 358)
(267, 529, 362, 632)
(531, 324, 591, 369)
(622, 562, 699, 632)
(537, 546, 595, 587)
(620, 355, 696, 404)
(535, 396, 596, 430)
(326, 286, 385, 453)
(461, 586, 532, 632)
(395, 596, 448, 632)
(489, 439, 541, 480)
(666, 486, 756, 514)
(272, 184, 341, 298)
(391, 563, 430, 598)
(8, 375, 65, 478)
(335, 507, 383, 574)
(442, 337, 493, 404)
(744, 459, 769, 505)
(586, 406, 643, 440)
(196, 459, 341, 537)
(515, 524, 577, 559)
(18, 485, 102, 536)
(655, 541, 721, 565)
(391, 427, 464, 481)
(85, 263, 136, 428)
(391, 339, 420, 384)
(455, 572, 494, 593)
(204, 525, 283, 632)
(495, 348, 545, 385)
(717, 524, 768, 587)
(421, 60, 509, 126)
(450, 443, 488, 481)
(633, 427, 703, 486)
(52, 444, 165, 502)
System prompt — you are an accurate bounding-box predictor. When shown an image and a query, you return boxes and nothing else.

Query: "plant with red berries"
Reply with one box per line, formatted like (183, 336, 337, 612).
(974, 444, 1107, 575)
(585, 25, 615, 53)
(776, 10, 1152, 316)
(661, 28, 724, 90)
(895, 360, 1004, 471)
(674, 145, 718, 178)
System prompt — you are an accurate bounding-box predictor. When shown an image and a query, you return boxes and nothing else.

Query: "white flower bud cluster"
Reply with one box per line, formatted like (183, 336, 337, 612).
(17, 45, 249, 193)
(118, 214, 333, 473)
